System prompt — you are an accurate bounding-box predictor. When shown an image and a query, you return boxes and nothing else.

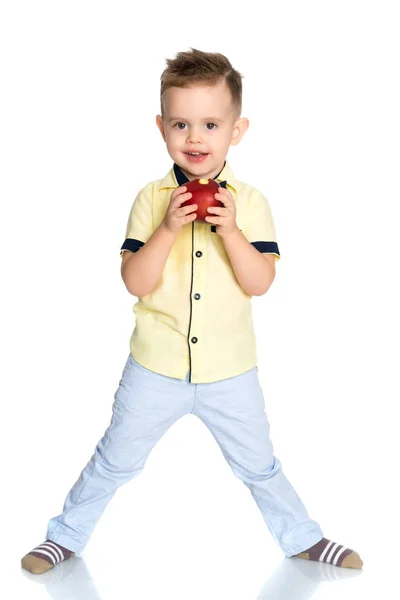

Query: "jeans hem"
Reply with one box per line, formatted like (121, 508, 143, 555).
(46, 530, 86, 554)
(281, 528, 324, 557)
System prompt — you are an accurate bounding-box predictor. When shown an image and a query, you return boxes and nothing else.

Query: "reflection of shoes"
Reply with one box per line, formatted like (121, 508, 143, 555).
(257, 556, 363, 599)
(21, 554, 81, 585)
(294, 538, 363, 569)
(289, 555, 364, 581)
(22, 556, 103, 600)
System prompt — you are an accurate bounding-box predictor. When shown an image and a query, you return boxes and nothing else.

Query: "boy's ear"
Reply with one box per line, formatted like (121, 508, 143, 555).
(156, 115, 166, 142)
(231, 117, 250, 146)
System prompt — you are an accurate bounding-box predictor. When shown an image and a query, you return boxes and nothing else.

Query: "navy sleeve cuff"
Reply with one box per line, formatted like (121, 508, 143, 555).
(120, 238, 145, 254)
(251, 241, 280, 256)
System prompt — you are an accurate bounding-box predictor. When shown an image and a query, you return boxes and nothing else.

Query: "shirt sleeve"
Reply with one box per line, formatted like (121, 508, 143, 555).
(243, 187, 281, 261)
(120, 183, 154, 256)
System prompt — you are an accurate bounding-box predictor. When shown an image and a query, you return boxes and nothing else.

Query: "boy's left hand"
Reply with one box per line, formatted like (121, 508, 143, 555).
(205, 187, 239, 237)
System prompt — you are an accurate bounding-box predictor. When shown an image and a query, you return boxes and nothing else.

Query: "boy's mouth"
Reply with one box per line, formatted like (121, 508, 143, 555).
(184, 151, 209, 163)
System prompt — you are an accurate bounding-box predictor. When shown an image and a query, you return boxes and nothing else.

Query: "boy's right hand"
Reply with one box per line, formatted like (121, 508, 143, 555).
(162, 186, 198, 234)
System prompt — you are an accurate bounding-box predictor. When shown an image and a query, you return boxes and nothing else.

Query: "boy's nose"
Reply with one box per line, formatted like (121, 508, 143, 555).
(186, 129, 203, 143)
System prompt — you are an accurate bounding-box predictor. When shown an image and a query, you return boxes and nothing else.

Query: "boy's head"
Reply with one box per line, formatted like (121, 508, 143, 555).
(156, 48, 249, 181)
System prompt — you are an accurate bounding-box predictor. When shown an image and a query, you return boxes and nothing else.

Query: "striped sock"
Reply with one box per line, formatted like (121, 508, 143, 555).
(21, 540, 74, 574)
(294, 537, 363, 569)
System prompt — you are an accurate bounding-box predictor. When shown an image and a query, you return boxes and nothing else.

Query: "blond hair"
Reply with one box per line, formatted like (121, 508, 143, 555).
(160, 48, 243, 116)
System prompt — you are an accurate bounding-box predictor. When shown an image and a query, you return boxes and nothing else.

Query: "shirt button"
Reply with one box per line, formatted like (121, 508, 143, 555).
(191, 337, 198, 343)
(194, 293, 201, 300)
(195, 251, 202, 257)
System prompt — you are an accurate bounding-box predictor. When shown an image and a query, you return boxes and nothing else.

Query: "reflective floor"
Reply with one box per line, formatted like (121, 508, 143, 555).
(13, 528, 395, 599)
(16, 551, 394, 600)
(19, 552, 366, 600)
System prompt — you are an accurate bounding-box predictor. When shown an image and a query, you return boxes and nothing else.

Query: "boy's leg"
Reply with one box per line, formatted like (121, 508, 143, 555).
(22, 355, 193, 573)
(194, 367, 362, 568)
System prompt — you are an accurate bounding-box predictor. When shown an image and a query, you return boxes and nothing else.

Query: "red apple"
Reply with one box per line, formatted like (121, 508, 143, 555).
(180, 178, 223, 223)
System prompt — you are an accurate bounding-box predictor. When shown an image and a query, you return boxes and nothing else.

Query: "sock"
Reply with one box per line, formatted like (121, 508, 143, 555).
(294, 537, 363, 569)
(21, 540, 74, 574)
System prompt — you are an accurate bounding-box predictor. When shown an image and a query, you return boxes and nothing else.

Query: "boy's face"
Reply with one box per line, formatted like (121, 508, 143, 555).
(156, 79, 249, 181)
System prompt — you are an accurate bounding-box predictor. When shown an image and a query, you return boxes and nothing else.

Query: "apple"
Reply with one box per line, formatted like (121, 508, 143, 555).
(181, 178, 223, 223)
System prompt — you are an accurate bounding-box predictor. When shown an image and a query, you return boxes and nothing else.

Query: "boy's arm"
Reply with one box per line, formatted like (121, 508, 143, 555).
(120, 183, 196, 297)
(120, 182, 177, 298)
(221, 229, 276, 296)
(218, 186, 280, 296)
(121, 222, 177, 297)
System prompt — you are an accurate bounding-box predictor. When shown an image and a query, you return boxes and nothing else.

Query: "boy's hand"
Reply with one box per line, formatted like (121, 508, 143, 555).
(205, 187, 239, 237)
(162, 186, 198, 234)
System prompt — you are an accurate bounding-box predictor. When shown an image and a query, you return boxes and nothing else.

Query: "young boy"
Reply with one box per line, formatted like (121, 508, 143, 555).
(21, 48, 363, 574)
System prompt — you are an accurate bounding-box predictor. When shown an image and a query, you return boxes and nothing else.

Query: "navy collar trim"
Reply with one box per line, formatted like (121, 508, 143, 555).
(173, 162, 227, 189)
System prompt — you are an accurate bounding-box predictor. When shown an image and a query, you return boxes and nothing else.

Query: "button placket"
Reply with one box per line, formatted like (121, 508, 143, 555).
(189, 227, 206, 379)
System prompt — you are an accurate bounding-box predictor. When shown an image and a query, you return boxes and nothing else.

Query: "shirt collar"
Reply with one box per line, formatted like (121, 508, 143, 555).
(155, 161, 239, 193)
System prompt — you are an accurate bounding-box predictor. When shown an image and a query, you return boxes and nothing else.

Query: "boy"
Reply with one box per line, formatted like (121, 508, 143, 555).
(22, 48, 363, 574)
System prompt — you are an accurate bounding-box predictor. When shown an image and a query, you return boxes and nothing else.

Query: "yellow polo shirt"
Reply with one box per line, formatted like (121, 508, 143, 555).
(120, 162, 280, 384)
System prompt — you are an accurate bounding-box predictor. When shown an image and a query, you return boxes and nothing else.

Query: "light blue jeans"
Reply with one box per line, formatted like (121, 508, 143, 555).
(46, 354, 323, 556)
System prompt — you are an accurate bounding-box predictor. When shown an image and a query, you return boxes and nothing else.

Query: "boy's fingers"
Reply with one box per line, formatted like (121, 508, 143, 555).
(173, 191, 192, 206)
(207, 206, 226, 215)
(172, 185, 187, 194)
(184, 212, 198, 224)
(171, 185, 187, 199)
(176, 204, 198, 217)
(205, 215, 221, 224)
(215, 190, 232, 205)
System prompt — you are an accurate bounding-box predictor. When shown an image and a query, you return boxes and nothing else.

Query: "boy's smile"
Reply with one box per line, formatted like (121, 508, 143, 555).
(156, 79, 249, 181)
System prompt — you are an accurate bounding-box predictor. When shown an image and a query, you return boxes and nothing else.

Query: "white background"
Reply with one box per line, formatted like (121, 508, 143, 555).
(1, 1, 399, 598)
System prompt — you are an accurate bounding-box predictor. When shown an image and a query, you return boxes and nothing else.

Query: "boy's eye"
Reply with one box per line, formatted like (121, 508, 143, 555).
(205, 122, 217, 130)
(173, 122, 187, 130)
